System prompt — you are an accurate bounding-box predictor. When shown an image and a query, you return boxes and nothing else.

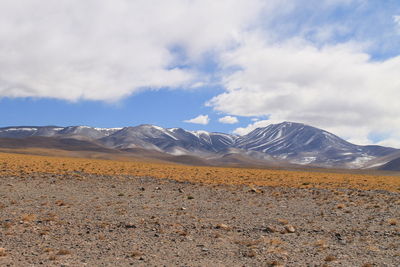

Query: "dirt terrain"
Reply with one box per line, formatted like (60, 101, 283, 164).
(0, 152, 399, 266)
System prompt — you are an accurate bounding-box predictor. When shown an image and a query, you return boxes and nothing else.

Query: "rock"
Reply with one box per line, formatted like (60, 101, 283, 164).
(264, 225, 278, 233)
(124, 223, 137, 229)
(216, 223, 230, 230)
(284, 225, 295, 233)
(249, 186, 263, 193)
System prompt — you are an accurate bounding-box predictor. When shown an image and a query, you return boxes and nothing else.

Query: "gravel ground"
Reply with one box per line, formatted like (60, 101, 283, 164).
(0, 173, 399, 266)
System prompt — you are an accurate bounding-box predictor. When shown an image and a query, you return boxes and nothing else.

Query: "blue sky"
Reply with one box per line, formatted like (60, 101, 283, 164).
(0, 87, 254, 133)
(0, 0, 400, 146)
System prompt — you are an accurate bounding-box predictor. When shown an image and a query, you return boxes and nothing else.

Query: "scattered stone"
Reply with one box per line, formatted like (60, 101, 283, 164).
(0, 172, 398, 266)
(124, 223, 137, 229)
(216, 223, 230, 230)
(284, 225, 295, 233)
(264, 225, 278, 233)
(249, 186, 263, 193)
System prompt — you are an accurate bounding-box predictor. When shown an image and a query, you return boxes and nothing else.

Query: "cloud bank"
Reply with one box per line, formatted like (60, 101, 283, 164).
(1, 0, 400, 146)
(209, 37, 400, 146)
(184, 115, 210, 125)
(0, 0, 264, 101)
(218, 116, 239, 124)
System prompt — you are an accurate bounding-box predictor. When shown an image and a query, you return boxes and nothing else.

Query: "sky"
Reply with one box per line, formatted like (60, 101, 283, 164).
(0, 0, 400, 147)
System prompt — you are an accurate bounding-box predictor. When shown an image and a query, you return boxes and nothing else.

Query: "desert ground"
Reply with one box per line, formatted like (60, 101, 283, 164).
(0, 151, 399, 266)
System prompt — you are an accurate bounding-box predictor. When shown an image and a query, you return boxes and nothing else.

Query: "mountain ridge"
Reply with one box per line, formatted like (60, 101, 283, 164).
(0, 122, 398, 170)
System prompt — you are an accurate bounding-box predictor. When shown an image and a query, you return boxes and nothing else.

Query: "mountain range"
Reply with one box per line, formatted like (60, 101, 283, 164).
(0, 122, 399, 170)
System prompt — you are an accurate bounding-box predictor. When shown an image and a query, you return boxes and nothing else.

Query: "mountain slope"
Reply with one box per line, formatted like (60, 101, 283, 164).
(99, 125, 236, 155)
(379, 157, 400, 171)
(0, 136, 114, 153)
(235, 122, 397, 167)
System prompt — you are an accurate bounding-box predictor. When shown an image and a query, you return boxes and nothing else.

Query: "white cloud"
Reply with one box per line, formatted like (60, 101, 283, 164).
(0, 0, 265, 101)
(394, 15, 400, 24)
(218, 115, 239, 124)
(184, 115, 210, 125)
(395, 15, 400, 31)
(1, 0, 400, 147)
(210, 35, 400, 146)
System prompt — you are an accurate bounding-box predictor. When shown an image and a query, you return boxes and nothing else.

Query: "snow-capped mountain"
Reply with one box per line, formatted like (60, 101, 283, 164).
(235, 122, 397, 167)
(0, 122, 397, 169)
(0, 126, 64, 138)
(99, 124, 237, 155)
(58, 126, 121, 139)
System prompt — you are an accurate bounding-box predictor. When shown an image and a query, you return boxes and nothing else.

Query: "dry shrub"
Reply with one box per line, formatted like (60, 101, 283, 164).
(243, 249, 257, 258)
(336, 203, 345, 209)
(388, 218, 397, 225)
(324, 255, 337, 262)
(366, 245, 380, 252)
(177, 230, 188, 236)
(314, 239, 328, 251)
(268, 238, 284, 246)
(277, 219, 288, 225)
(213, 232, 222, 238)
(3, 222, 13, 230)
(49, 255, 57, 261)
(267, 260, 284, 267)
(131, 250, 143, 258)
(56, 249, 71, 256)
(55, 200, 66, 206)
(1, 151, 400, 191)
(0, 248, 6, 257)
(216, 223, 231, 230)
(21, 214, 37, 223)
(43, 212, 57, 222)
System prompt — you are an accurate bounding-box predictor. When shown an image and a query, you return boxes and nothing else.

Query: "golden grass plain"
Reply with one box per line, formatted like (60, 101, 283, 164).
(0, 151, 399, 192)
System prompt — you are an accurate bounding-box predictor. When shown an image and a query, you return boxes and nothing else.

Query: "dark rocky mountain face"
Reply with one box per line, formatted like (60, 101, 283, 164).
(0, 122, 398, 169)
(379, 157, 400, 171)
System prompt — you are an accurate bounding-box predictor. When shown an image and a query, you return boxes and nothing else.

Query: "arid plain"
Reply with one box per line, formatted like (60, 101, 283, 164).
(0, 151, 399, 266)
